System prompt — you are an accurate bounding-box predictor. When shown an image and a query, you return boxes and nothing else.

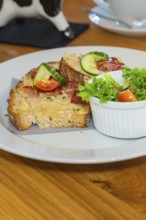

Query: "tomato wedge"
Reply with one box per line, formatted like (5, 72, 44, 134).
(118, 89, 137, 102)
(36, 80, 60, 91)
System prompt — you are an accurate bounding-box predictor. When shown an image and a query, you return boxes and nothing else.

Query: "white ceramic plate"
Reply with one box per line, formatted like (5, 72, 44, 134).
(1, 46, 146, 164)
(88, 6, 146, 37)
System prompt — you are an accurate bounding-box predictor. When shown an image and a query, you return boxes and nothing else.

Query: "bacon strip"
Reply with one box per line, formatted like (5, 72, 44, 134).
(96, 57, 125, 72)
(23, 86, 39, 97)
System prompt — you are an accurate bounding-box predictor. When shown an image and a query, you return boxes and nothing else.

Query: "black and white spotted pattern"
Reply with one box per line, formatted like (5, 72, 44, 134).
(0, 0, 74, 38)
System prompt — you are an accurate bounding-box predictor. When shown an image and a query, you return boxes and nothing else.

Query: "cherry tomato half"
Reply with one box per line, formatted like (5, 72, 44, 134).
(36, 80, 60, 92)
(118, 89, 137, 102)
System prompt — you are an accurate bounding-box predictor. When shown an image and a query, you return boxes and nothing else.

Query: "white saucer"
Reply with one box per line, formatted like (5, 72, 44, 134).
(88, 6, 146, 37)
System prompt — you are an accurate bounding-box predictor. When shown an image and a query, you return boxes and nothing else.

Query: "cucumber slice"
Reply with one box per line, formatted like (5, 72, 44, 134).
(80, 51, 109, 75)
(42, 63, 67, 86)
(33, 64, 51, 87)
(34, 63, 67, 87)
(122, 80, 130, 90)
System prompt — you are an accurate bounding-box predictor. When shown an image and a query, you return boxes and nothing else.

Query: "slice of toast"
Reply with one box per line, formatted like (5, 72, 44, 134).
(7, 60, 90, 131)
(59, 53, 92, 84)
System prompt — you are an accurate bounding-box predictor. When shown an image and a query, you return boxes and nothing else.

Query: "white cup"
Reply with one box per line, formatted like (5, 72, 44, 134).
(94, 0, 146, 27)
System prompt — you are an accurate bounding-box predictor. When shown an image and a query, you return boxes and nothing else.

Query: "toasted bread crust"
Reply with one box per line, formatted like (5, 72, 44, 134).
(7, 89, 35, 130)
(7, 60, 90, 131)
(59, 54, 91, 84)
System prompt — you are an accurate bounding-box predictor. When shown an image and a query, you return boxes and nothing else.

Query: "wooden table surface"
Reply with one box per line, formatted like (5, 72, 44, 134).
(1, 1, 146, 219)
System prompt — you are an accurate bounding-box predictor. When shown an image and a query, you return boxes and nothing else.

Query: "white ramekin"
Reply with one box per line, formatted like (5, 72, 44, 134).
(90, 71, 146, 138)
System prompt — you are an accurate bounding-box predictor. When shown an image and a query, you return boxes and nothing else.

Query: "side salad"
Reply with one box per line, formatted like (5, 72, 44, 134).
(77, 67, 146, 103)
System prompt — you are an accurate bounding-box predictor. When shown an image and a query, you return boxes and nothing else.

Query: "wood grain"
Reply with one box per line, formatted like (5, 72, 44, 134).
(1, 0, 146, 219)
(1, 151, 144, 220)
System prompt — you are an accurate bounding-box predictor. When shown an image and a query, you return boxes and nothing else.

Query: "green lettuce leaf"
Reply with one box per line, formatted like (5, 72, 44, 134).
(78, 74, 120, 103)
(122, 67, 146, 101)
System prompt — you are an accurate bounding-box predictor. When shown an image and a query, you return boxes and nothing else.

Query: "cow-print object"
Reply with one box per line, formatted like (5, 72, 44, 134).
(0, 0, 74, 38)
